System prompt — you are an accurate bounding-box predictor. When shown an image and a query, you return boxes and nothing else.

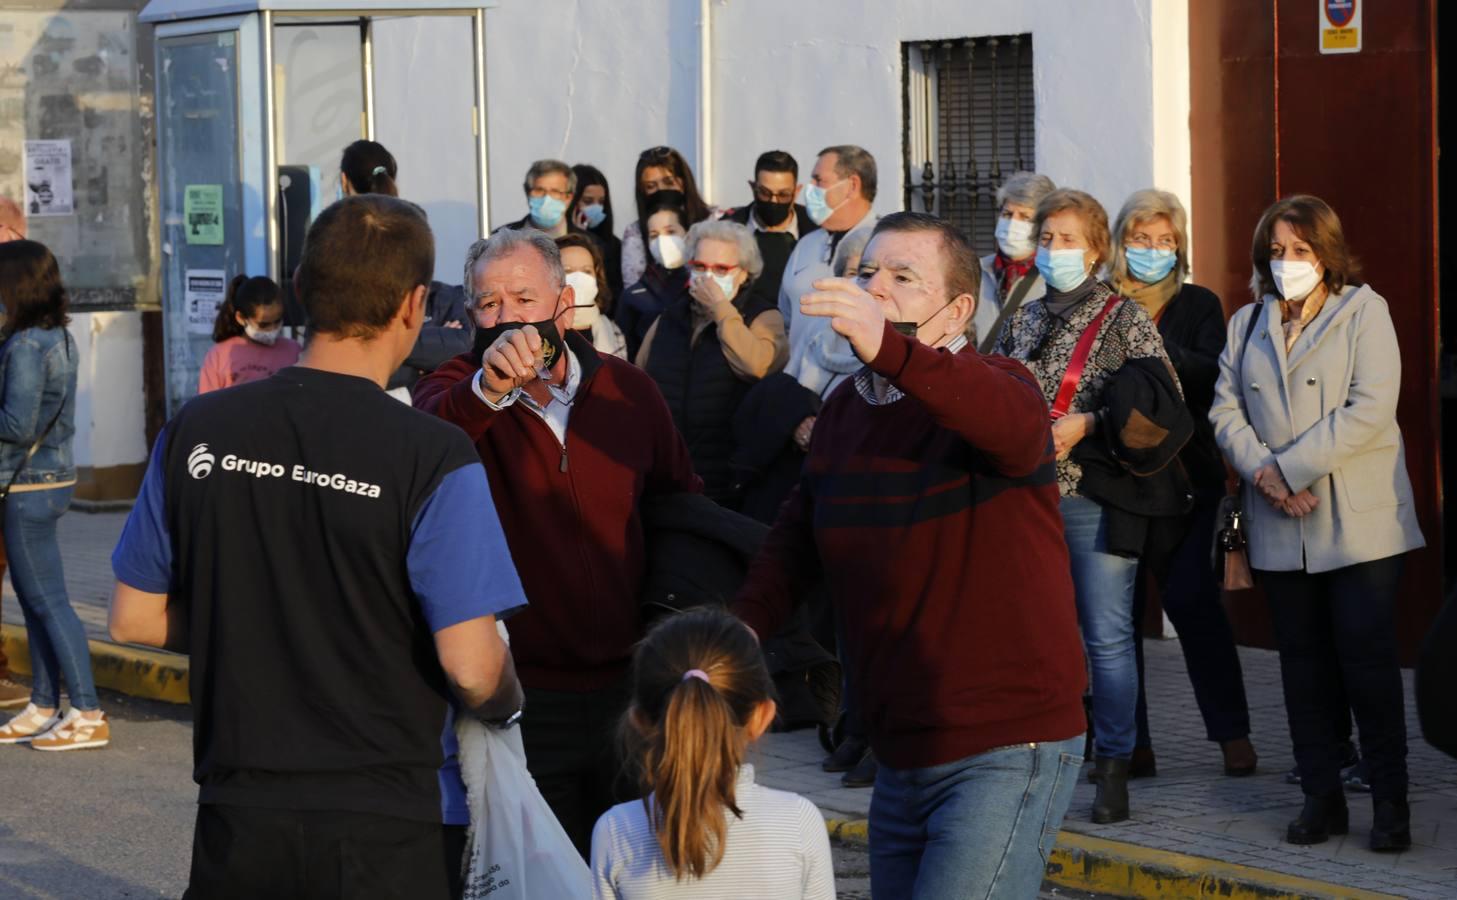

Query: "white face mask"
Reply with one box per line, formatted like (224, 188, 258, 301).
(1269, 259, 1322, 302)
(245, 323, 281, 346)
(564, 271, 600, 329)
(650, 234, 687, 270)
(995, 217, 1036, 259)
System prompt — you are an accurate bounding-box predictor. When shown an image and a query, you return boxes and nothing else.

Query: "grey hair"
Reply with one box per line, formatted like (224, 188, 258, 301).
(1108, 188, 1191, 289)
(522, 158, 576, 196)
(996, 171, 1057, 212)
(684, 219, 764, 281)
(462, 228, 565, 305)
(819, 144, 878, 202)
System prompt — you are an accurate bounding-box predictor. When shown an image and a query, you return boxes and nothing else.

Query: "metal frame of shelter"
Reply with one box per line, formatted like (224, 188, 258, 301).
(139, 0, 495, 285)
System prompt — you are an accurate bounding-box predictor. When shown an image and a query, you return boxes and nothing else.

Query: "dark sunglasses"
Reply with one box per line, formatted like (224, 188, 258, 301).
(640, 146, 674, 160)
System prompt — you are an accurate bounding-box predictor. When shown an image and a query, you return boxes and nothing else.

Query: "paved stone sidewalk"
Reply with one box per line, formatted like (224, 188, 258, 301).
(754, 639, 1457, 899)
(8, 511, 1456, 897)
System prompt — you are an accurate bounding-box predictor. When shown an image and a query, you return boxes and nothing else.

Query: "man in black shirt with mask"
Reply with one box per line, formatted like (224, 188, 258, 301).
(725, 150, 816, 310)
(110, 195, 527, 899)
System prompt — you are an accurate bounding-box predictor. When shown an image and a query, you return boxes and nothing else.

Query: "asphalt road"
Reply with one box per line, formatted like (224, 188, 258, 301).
(0, 688, 1111, 899)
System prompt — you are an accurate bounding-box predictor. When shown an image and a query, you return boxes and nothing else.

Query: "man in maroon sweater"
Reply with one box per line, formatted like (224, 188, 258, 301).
(735, 212, 1087, 899)
(415, 229, 700, 856)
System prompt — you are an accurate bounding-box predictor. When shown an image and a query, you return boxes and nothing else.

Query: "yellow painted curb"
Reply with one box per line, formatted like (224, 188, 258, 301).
(824, 818, 1400, 900)
(2, 630, 189, 705)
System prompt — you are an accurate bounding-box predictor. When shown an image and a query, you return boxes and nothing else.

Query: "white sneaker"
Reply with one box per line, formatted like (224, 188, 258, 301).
(0, 703, 62, 744)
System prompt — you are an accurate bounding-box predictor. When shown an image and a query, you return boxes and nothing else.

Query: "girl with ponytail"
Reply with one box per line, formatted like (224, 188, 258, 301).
(338, 140, 399, 198)
(591, 607, 834, 899)
(197, 274, 298, 393)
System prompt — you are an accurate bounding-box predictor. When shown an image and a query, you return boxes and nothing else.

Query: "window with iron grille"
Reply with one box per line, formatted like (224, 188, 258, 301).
(902, 36, 1035, 254)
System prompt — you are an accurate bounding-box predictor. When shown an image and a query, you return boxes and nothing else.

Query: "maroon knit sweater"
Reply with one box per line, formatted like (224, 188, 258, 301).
(415, 334, 702, 691)
(735, 322, 1087, 769)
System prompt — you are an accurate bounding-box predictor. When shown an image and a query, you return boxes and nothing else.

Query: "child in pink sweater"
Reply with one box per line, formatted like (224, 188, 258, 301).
(197, 275, 300, 393)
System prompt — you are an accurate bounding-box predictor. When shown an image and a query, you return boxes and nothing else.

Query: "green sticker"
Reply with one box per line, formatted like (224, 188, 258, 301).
(184, 184, 224, 245)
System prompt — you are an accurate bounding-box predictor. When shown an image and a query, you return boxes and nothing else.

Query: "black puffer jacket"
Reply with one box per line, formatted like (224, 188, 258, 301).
(642, 286, 775, 506)
(616, 264, 690, 360)
(1072, 356, 1195, 556)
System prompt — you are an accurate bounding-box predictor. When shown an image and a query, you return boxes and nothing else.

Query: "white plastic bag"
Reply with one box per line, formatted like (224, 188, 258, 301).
(455, 625, 592, 899)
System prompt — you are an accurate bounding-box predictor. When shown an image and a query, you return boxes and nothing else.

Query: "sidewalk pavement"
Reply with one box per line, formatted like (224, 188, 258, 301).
(5, 510, 1456, 898)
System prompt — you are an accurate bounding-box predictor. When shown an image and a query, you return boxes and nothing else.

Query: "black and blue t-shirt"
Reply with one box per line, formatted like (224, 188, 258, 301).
(113, 366, 525, 824)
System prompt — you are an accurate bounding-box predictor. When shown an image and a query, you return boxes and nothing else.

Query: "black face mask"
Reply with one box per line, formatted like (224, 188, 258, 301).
(891, 298, 959, 340)
(473, 315, 565, 370)
(754, 199, 792, 228)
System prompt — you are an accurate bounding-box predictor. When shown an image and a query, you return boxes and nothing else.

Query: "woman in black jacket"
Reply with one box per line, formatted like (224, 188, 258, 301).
(1109, 188, 1256, 779)
(569, 164, 623, 297)
(615, 192, 691, 360)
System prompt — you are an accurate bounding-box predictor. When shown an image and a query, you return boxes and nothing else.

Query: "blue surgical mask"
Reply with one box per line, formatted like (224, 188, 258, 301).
(1125, 246, 1177, 284)
(803, 179, 846, 226)
(529, 195, 567, 228)
(709, 272, 739, 302)
(1035, 246, 1090, 293)
(579, 203, 606, 229)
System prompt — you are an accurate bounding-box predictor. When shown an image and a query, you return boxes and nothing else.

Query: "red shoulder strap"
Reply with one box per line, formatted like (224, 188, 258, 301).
(1049, 295, 1122, 420)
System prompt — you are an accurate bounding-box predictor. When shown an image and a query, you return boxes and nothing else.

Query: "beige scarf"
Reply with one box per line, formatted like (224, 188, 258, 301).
(1118, 273, 1180, 322)
(1278, 285, 1328, 351)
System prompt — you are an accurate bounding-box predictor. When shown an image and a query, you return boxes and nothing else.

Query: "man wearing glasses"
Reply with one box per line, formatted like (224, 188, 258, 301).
(498, 158, 595, 242)
(725, 150, 816, 306)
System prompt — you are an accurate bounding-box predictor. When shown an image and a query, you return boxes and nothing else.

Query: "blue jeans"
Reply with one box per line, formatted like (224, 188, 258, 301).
(869, 736, 1085, 899)
(3, 486, 97, 710)
(1061, 496, 1139, 759)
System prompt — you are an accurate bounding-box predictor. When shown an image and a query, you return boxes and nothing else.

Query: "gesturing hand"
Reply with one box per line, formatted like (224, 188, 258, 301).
(1253, 463, 1291, 508)
(480, 325, 545, 402)
(799, 277, 886, 363)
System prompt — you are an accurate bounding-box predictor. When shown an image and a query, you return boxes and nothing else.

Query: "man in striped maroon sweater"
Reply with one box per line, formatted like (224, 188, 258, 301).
(735, 212, 1087, 900)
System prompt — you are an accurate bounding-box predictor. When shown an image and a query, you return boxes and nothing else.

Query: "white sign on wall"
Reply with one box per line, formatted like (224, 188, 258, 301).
(23, 139, 74, 216)
(1319, 0, 1362, 55)
(185, 269, 227, 335)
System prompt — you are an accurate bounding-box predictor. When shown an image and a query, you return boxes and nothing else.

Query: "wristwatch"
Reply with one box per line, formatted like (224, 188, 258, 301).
(484, 708, 524, 730)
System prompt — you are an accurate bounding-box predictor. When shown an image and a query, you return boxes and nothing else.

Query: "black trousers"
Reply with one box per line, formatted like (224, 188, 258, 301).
(520, 680, 634, 859)
(1134, 493, 1253, 746)
(1260, 554, 1409, 802)
(185, 805, 466, 900)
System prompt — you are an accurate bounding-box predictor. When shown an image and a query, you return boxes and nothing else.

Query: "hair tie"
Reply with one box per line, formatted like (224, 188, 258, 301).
(371, 166, 388, 177)
(682, 669, 711, 684)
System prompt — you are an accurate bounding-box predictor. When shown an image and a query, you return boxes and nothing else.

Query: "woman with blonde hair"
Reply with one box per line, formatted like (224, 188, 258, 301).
(1210, 194, 1422, 850)
(592, 607, 834, 898)
(1108, 189, 1256, 780)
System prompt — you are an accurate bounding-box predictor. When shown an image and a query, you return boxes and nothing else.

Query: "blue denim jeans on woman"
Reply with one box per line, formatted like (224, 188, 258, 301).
(3, 485, 97, 710)
(1061, 495, 1139, 759)
(869, 735, 1084, 899)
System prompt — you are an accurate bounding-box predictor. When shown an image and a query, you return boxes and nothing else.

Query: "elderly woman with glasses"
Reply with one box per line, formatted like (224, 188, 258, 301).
(1107, 189, 1257, 782)
(636, 219, 787, 507)
(998, 188, 1177, 825)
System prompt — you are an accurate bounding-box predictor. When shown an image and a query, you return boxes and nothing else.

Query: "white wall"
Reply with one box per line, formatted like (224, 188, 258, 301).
(482, 0, 1177, 242)
(68, 311, 148, 471)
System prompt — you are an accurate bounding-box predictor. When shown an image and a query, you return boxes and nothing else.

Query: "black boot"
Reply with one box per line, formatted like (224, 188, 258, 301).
(1091, 757, 1130, 824)
(1369, 799, 1411, 852)
(1286, 791, 1348, 845)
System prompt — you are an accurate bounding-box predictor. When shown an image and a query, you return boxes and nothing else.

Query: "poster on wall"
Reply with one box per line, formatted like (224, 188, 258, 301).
(184, 184, 225, 245)
(185, 269, 227, 335)
(1319, 0, 1362, 55)
(23, 139, 74, 216)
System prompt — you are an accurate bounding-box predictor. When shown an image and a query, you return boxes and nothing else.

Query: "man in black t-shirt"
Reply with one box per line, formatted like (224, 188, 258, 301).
(110, 195, 527, 899)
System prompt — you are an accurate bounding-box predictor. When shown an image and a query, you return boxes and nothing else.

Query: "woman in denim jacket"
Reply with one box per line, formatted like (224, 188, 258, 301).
(0, 240, 108, 750)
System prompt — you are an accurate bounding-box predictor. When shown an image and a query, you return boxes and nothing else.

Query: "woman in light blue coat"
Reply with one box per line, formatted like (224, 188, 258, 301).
(1210, 195, 1422, 853)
